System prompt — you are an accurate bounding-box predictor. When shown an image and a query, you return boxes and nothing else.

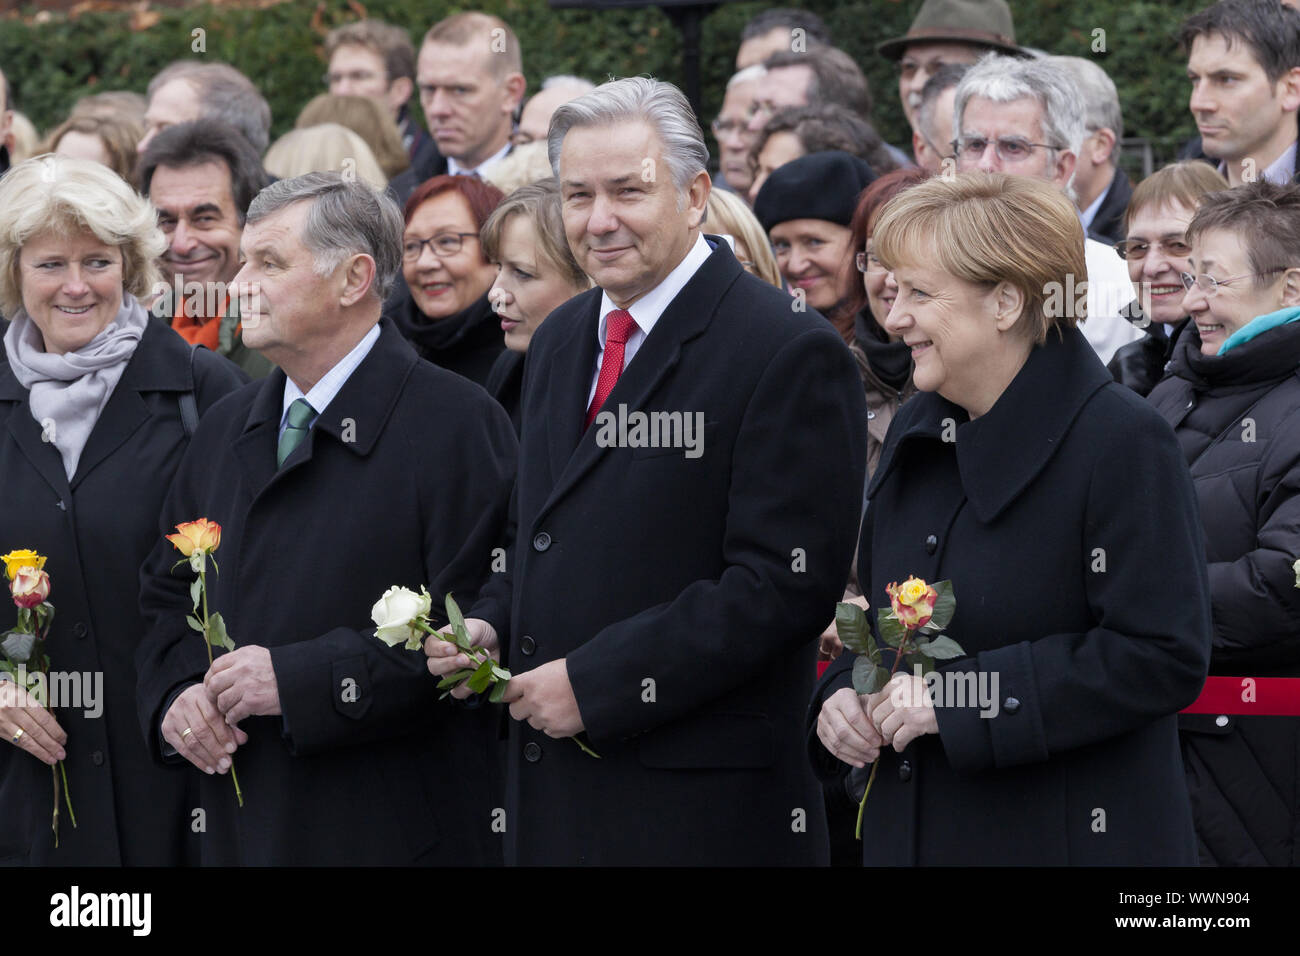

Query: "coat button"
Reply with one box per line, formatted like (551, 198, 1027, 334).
(866, 409, 875, 420)
(1003, 697, 1021, 714)
(523, 741, 542, 763)
(73, 622, 87, 639)
(520, 635, 536, 656)
(532, 532, 551, 552)
(91, 750, 104, 766)
(1186, 399, 1193, 409)
(924, 534, 938, 554)
(898, 759, 912, 782)
(55, 499, 66, 511)
(1215, 715, 1229, 727)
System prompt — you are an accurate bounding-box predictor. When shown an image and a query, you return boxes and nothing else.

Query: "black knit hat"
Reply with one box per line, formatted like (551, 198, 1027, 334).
(753, 151, 875, 232)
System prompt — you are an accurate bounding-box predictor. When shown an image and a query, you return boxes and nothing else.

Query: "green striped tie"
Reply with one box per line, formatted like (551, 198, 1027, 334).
(277, 398, 316, 467)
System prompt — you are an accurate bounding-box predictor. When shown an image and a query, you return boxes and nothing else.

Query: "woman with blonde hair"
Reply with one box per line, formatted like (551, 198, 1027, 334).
(294, 93, 409, 181)
(705, 188, 781, 288)
(263, 123, 388, 188)
(0, 156, 244, 864)
(44, 113, 143, 183)
(480, 177, 589, 431)
(811, 172, 1211, 865)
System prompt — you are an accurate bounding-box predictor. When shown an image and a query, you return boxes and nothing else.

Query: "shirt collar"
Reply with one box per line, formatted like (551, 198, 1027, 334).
(281, 322, 382, 430)
(1078, 170, 1113, 230)
(595, 233, 711, 346)
(1216, 139, 1298, 185)
(447, 140, 512, 179)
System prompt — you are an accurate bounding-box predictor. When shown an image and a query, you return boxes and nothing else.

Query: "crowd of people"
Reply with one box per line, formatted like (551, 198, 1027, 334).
(0, 0, 1297, 867)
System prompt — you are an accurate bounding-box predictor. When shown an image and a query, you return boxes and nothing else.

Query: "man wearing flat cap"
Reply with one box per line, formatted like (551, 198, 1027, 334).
(878, 0, 1025, 132)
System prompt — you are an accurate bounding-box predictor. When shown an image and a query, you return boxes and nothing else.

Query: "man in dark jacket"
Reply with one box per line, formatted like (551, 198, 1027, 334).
(140, 120, 274, 378)
(430, 77, 868, 865)
(136, 173, 517, 865)
(1148, 180, 1300, 865)
(387, 12, 525, 208)
(1181, 0, 1300, 187)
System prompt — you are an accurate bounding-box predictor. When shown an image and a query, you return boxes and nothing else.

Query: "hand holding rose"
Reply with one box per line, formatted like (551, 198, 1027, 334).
(206, 646, 281, 725)
(501, 659, 585, 738)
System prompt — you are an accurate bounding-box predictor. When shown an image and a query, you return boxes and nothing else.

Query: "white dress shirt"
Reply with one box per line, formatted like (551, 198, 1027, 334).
(447, 141, 512, 180)
(1083, 235, 1145, 365)
(587, 233, 713, 407)
(279, 323, 381, 438)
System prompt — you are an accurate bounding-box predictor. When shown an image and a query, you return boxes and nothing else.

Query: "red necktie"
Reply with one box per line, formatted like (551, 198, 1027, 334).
(585, 309, 637, 430)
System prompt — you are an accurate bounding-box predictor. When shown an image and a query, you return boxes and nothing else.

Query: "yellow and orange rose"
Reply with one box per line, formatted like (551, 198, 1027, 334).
(1, 549, 46, 581)
(166, 519, 222, 557)
(10, 565, 50, 609)
(886, 576, 938, 630)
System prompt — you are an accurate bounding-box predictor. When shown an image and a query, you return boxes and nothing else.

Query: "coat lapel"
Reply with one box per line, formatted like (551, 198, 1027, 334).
(540, 238, 742, 514)
(0, 365, 70, 501)
(231, 368, 289, 500)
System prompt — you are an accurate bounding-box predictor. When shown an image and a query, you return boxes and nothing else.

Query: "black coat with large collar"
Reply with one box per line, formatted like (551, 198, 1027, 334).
(475, 237, 868, 864)
(135, 318, 517, 865)
(810, 325, 1212, 864)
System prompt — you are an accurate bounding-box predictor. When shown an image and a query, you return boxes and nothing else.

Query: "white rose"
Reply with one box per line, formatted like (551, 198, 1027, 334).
(371, 586, 432, 649)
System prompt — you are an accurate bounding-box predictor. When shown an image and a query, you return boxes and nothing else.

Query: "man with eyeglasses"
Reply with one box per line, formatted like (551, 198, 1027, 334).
(711, 65, 765, 200)
(387, 12, 527, 210)
(323, 20, 430, 164)
(876, 0, 1024, 133)
(952, 53, 1143, 364)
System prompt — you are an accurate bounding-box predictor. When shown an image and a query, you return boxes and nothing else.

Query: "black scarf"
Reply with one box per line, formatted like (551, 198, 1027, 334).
(854, 309, 911, 392)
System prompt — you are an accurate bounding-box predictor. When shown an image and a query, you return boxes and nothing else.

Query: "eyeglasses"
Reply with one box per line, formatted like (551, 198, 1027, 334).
(1179, 268, 1287, 295)
(951, 136, 1064, 163)
(323, 70, 382, 86)
(402, 233, 480, 261)
(711, 117, 747, 137)
(855, 251, 884, 273)
(1114, 238, 1193, 260)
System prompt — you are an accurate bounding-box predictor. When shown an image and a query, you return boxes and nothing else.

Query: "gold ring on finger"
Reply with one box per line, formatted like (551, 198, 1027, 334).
(181, 727, 193, 739)
(10, 728, 23, 744)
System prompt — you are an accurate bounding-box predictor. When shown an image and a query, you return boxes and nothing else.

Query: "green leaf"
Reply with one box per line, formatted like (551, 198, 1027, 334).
(490, 665, 511, 681)
(928, 581, 956, 631)
(488, 680, 508, 704)
(209, 556, 220, 577)
(445, 592, 471, 646)
(852, 657, 891, 695)
(16, 607, 30, 634)
(435, 668, 476, 690)
(1, 631, 34, 663)
(465, 658, 494, 695)
(190, 578, 202, 613)
(208, 612, 235, 652)
(917, 636, 965, 660)
(877, 611, 906, 648)
(835, 602, 872, 656)
(185, 615, 203, 633)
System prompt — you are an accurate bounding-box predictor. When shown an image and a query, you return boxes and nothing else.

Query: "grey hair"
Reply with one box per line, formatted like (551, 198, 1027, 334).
(541, 74, 596, 93)
(953, 52, 1086, 177)
(148, 61, 272, 153)
(548, 77, 708, 203)
(727, 64, 766, 89)
(1045, 56, 1123, 165)
(245, 172, 404, 301)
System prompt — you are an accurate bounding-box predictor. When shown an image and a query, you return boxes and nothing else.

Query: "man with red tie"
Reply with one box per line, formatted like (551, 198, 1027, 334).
(429, 77, 868, 865)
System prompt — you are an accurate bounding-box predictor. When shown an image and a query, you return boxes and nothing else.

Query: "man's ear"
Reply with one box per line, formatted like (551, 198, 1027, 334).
(992, 281, 1026, 332)
(502, 72, 526, 115)
(339, 253, 377, 307)
(1089, 127, 1117, 166)
(1053, 150, 1078, 191)
(1278, 65, 1300, 113)
(912, 127, 928, 168)
(684, 169, 711, 229)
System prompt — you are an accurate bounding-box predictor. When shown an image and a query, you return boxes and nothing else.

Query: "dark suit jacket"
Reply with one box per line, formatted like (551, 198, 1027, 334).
(135, 318, 517, 865)
(809, 326, 1212, 865)
(472, 237, 868, 865)
(387, 136, 449, 212)
(485, 348, 524, 435)
(1085, 167, 1132, 245)
(0, 317, 245, 865)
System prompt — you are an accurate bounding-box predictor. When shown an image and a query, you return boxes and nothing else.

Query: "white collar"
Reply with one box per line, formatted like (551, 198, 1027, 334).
(595, 233, 712, 346)
(281, 323, 382, 431)
(447, 140, 512, 179)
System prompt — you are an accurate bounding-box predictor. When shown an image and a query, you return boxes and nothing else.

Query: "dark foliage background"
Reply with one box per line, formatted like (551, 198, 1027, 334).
(0, 0, 1207, 173)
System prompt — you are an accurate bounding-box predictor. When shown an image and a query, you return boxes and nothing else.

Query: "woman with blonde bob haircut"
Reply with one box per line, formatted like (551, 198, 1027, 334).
(263, 124, 388, 189)
(0, 155, 244, 865)
(480, 177, 590, 431)
(810, 172, 1213, 865)
(704, 188, 782, 289)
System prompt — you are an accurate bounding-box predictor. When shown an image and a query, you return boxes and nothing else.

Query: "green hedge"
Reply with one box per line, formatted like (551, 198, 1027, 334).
(1, 0, 1206, 165)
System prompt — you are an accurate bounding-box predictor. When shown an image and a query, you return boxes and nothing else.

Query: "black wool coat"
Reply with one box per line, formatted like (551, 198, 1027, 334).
(472, 237, 868, 865)
(1148, 321, 1300, 866)
(0, 318, 245, 865)
(484, 348, 524, 436)
(809, 326, 1212, 865)
(388, 291, 505, 390)
(135, 319, 517, 865)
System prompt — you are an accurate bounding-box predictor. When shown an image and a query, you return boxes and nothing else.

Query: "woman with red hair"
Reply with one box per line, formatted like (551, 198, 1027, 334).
(392, 174, 506, 385)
